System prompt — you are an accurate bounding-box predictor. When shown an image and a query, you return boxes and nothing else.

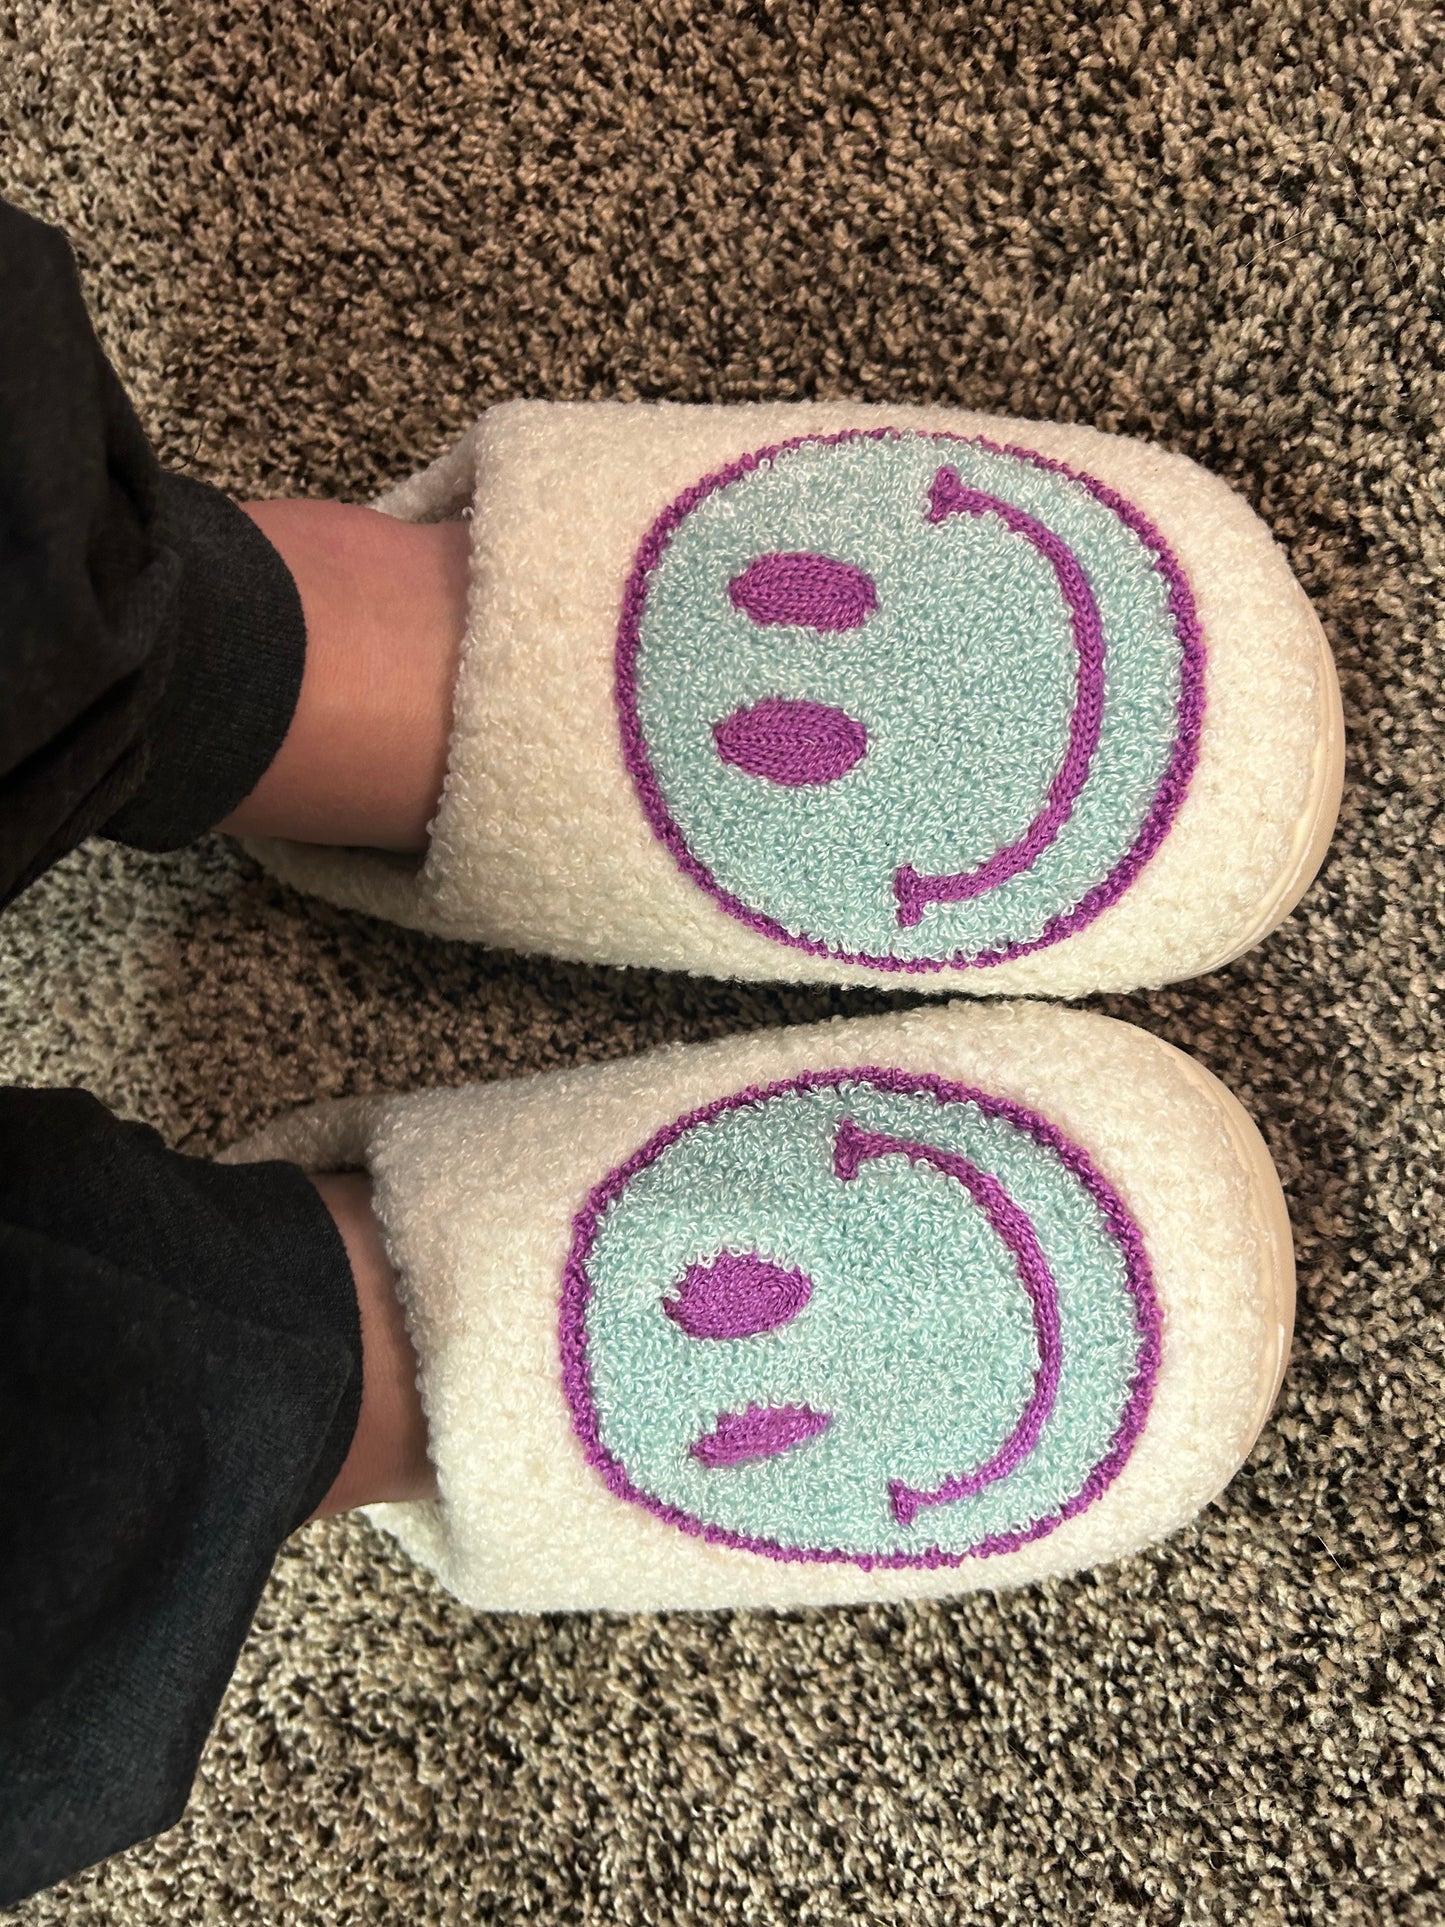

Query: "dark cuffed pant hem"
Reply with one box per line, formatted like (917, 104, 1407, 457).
(0, 1094, 362, 1909)
(102, 473, 307, 852)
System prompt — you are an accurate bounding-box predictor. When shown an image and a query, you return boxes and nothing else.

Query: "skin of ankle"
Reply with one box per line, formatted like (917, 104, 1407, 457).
(221, 501, 468, 851)
(308, 1170, 436, 1518)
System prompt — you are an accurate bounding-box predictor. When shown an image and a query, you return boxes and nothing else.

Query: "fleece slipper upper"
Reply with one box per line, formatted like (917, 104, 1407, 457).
(228, 1001, 1293, 1612)
(246, 401, 1342, 997)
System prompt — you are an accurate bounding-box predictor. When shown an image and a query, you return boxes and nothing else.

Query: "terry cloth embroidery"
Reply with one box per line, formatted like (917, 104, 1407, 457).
(615, 428, 1205, 971)
(664, 1251, 814, 1338)
(728, 551, 879, 631)
(713, 697, 869, 788)
(560, 1067, 1160, 1568)
(690, 1403, 835, 1468)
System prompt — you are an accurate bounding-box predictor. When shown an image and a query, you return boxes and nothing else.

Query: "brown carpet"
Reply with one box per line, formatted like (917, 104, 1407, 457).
(2, 3, 1442, 1920)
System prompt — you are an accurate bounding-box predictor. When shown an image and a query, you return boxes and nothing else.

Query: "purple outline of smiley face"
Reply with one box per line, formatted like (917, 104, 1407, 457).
(560, 1066, 1161, 1568)
(614, 428, 1206, 972)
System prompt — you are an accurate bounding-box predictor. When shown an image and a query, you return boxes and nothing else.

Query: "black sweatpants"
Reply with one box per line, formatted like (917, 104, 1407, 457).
(0, 198, 365, 1907)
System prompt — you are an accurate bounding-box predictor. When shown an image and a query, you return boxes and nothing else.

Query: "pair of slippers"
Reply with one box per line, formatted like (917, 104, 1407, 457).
(228, 401, 1344, 1612)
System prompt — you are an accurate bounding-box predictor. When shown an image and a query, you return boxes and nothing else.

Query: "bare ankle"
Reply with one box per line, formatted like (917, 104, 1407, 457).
(222, 501, 467, 851)
(309, 1170, 435, 1518)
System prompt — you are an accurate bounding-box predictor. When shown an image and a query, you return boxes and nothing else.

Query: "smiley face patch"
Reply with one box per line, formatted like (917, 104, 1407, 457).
(560, 1068, 1160, 1567)
(615, 430, 1204, 971)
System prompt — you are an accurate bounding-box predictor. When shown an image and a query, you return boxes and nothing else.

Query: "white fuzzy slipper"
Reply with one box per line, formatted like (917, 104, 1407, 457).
(247, 402, 1342, 997)
(226, 1002, 1293, 1612)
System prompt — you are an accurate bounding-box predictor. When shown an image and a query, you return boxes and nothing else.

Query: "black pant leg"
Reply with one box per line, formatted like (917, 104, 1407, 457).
(0, 199, 364, 1905)
(0, 1092, 363, 1908)
(0, 193, 307, 905)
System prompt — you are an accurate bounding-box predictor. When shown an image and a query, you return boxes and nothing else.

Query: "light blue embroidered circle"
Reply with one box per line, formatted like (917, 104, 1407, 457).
(561, 1070, 1159, 1566)
(615, 430, 1203, 971)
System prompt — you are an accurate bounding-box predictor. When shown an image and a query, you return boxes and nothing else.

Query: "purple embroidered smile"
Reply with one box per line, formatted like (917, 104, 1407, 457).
(832, 1118, 1062, 1525)
(664, 1118, 1064, 1526)
(711, 468, 1111, 925)
(614, 427, 1205, 972)
(891, 467, 1107, 928)
(560, 1066, 1161, 1570)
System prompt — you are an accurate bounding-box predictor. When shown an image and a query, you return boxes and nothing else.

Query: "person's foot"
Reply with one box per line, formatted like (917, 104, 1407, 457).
(237, 403, 1343, 999)
(228, 1000, 1295, 1609)
(221, 501, 468, 851)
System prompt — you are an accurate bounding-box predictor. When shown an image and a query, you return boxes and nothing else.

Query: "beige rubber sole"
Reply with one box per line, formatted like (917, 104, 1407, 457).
(1210, 612, 1345, 969)
(1153, 1031, 1297, 1495)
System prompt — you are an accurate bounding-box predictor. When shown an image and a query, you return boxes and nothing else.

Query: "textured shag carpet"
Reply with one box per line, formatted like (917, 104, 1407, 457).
(2, 3, 1442, 1921)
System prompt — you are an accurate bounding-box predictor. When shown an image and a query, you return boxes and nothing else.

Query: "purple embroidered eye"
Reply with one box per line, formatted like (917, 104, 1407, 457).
(728, 551, 878, 631)
(563, 1066, 1161, 1567)
(663, 1251, 813, 1339)
(689, 1403, 834, 1467)
(713, 698, 868, 787)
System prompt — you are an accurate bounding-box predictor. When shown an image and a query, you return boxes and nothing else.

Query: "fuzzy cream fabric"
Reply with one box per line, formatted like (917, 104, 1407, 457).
(248, 400, 1340, 996)
(228, 1003, 1290, 1611)
(2, 0, 1438, 1920)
